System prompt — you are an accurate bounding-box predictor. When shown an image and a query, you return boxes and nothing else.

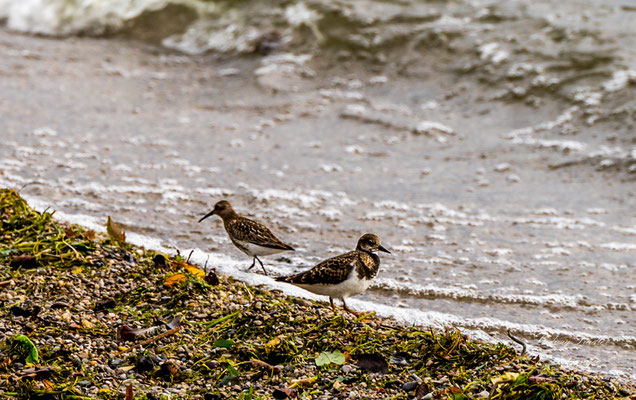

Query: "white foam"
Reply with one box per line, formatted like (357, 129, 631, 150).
(600, 242, 636, 252)
(478, 42, 509, 64)
(414, 121, 455, 135)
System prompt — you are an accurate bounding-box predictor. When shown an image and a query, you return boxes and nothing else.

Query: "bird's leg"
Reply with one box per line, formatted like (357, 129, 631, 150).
(329, 297, 338, 314)
(255, 256, 268, 275)
(341, 299, 359, 317)
(247, 257, 256, 271)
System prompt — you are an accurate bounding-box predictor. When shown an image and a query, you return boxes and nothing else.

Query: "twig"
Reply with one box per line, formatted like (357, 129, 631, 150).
(186, 249, 194, 263)
(507, 329, 527, 356)
(488, 381, 501, 400)
(243, 282, 254, 303)
(0, 280, 13, 287)
(139, 326, 181, 347)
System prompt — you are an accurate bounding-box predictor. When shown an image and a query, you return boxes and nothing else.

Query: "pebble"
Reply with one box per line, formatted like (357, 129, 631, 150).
(402, 381, 418, 391)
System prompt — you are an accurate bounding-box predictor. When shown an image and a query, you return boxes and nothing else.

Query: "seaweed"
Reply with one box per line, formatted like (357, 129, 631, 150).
(0, 188, 633, 399)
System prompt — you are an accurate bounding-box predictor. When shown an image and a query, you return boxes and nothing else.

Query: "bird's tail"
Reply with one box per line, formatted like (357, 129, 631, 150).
(274, 276, 290, 282)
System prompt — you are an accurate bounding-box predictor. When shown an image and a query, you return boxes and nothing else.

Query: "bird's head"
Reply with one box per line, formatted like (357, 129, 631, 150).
(199, 200, 235, 222)
(356, 233, 390, 254)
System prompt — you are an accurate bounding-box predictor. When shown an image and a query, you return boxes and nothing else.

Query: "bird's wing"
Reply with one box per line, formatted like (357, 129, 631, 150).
(277, 251, 359, 285)
(226, 217, 294, 250)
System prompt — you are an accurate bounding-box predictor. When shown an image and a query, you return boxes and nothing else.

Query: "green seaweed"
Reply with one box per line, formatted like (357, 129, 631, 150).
(10, 335, 39, 363)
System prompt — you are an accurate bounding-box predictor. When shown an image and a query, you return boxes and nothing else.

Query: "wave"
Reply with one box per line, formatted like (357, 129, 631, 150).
(372, 278, 632, 312)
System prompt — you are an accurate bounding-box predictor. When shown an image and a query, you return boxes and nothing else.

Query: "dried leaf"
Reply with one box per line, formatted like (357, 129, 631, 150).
(290, 376, 317, 388)
(117, 325, 156, 342)
(10, 254, 38, 269)
(166, 315, 183, 330)
(106, 216, 126, 243)
(42, 379, 55, 390)
(81, 318, 95, 330)
(119, 365, 135, 373)
(94, 298, 116, 311)
(205, 269, 220, 285)
(356, 353, 388, 374)
(153, 254, 166, 268)
(164, 273, 186, 288)
(272, 387, 297, 399)
(184, 264, 205, 277)
(10, 305, 33, 318)
(415, 383, 431, 399)
(250, 359, 279, 373)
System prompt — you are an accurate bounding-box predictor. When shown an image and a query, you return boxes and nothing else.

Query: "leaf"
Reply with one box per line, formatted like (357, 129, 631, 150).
(117, 325, 157, 341)
(315, 350, 345, 366)
(11, 335, 39, 363)
(42, 379, 55, 390)
(214, 339, 235, 349)
(10, 254, 38, 269)
(492, 372, 520, 385)
(290, 375, 318, 388)
(166, 315, 183, 330)
(250, 359, 279, 373)
(184, 264, 205, 277)
(164, 273, 186, 288)
(227, 363, 239, 377)
(272, 387, 297, 399)
(72, 267, 83, 274)
(106, 216, 126, 243)
(356, 353, 388, 374)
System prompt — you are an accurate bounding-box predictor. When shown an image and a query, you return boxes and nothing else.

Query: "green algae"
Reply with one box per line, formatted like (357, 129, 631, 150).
(0, 188, 633, 399)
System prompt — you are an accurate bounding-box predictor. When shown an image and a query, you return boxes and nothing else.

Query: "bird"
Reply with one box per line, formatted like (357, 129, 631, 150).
(198, 200, 294, 275)
(275, 233, 390, 316)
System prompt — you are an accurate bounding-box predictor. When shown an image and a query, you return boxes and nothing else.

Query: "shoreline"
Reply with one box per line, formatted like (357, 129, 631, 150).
(18, 192, 636, 384)
(1, 188, 634, 399)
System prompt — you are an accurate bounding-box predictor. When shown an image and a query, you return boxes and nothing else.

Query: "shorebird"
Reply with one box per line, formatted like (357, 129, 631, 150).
(198, 200, 294, 275)
(275, 233, 390, 316)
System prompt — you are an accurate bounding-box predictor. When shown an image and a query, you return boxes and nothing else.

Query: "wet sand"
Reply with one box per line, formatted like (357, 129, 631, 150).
(0, 27, 634, 379)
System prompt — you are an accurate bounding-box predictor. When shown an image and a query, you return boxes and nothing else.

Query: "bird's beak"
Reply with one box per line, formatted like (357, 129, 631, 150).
(198, 209, 215, 223)
(378, 245, 391, 254)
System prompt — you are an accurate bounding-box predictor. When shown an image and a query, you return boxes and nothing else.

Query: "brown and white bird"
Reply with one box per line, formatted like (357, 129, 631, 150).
(275, 233, 390, 316)
(198, 200, 294, 275)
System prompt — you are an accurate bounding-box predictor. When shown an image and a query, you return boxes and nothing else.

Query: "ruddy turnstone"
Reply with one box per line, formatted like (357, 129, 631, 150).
(198, 200, 294, 275)
(275, 233, 390, 316)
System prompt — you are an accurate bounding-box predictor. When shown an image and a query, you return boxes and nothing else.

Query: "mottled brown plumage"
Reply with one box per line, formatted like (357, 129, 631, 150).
(199, 200, 294, 275)
(276, 234, 390, 316)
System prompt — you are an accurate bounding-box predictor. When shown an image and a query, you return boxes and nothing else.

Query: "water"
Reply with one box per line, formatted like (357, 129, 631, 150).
(0, 0, 635, 380)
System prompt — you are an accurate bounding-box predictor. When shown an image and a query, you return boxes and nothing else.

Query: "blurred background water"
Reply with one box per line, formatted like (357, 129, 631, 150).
(0, 0, 634, 379)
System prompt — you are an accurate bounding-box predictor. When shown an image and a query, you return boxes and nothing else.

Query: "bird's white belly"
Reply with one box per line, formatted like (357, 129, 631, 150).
(294, 269, 372, 299)
(236, 241, 286, 257)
